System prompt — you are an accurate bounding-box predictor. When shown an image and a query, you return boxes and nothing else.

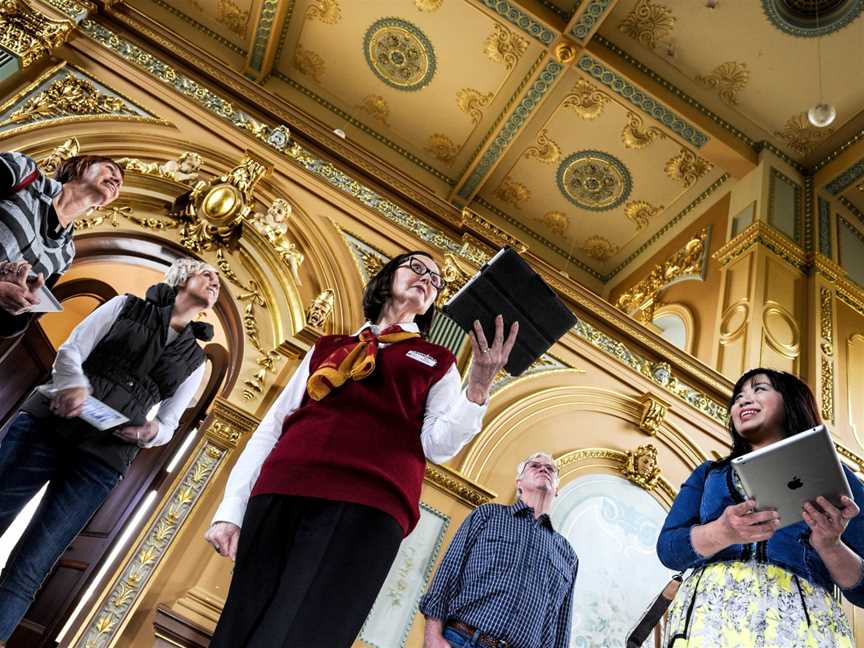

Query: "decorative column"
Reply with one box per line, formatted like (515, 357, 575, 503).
(0, 0, 75, 80)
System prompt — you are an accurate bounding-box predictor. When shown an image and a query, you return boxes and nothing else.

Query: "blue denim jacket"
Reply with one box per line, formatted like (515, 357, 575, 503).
(657, 460, 864, 605)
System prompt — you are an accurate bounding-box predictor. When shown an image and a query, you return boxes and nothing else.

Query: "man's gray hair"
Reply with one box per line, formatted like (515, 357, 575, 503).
(516, 451, 559, 482)
(163, 258, 217, 288)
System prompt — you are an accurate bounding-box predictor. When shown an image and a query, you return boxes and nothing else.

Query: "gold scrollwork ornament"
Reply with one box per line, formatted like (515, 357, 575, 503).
(624, 444, 662, 489)
(306, 289, 335, 328)
(37, 137, 79, 174)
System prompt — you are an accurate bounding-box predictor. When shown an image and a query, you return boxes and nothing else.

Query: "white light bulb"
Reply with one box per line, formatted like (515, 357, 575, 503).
(333, 128, 347, 139)
(807, 103, 837, 128)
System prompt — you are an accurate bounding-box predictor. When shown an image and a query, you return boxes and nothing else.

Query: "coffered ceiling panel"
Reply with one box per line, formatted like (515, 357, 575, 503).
(474, 66, 724, 280)
(599, 0, 864, 162)
(267, 0, 546, 187)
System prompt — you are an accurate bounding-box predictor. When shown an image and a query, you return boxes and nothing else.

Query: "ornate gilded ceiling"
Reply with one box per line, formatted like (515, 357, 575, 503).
(119, 0, 864, 291)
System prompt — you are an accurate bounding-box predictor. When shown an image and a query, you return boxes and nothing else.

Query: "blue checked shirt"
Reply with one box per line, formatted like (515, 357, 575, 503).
(419, 501, 578, 648)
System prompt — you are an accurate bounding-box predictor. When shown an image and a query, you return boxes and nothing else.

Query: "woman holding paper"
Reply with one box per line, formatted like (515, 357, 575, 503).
(657, 368, 864, 648)
(205, 250, 518, 648)
(0, 258, 218, 642)
(0, 151, 124, 335)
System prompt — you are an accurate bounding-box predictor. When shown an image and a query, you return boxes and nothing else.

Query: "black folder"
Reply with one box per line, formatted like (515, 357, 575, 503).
(442, 247, 576, 376)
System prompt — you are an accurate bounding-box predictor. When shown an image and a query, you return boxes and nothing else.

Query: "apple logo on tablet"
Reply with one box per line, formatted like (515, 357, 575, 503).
(787, 476, 804, 490)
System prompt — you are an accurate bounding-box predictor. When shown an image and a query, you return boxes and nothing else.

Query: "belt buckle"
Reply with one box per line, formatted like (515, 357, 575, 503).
(494, 641, 508, 648)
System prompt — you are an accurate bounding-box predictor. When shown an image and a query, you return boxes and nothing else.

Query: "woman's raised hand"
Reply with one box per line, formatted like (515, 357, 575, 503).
(465, 314, 518, 404)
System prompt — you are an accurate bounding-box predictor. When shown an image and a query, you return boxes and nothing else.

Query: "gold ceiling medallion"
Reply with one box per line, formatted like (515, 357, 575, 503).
(171, 156, 271, 252)
(615, 228, 708, 321)
(293, 43, 325, 83)
(524, 129, 561, 165)
(559, 152, 631, 211)
(483, 23, 528, 70)
(664, 148, 712, 187)
(624, 200, 663, 230)
(37, 137, 79, 175)
(581, 235, 620, 262)
(695, 61, 750, 106)
(774, 112, 835, 156)
(0, 0, 73, 67)
(365, 19, 435, 91)
(425, 133, 459, 164)
(553, 40, 577, 65)
(540, 210, 569, 236)
(563, 79, 608, 120)
(306, 289, 336, 329)
(624, 444, 662, 489)
(0, 72, 131, 128)
(118, 152, 203, 184)
(494, 176, 530, 207)
(355, 94, 390, 126)
(216, 0, 249, 37)
(621, 111, 665, 150)
(415, 0, 443, 11)
(305, 0, 341, 24)
(457, 87, 494, 124)
(618, 0, 676, 50)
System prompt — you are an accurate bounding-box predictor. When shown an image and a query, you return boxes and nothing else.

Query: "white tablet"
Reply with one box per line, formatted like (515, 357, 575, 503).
(78, 396, 129, 431)
(27, 282, 62, 313)
(731, 425, 853, 528)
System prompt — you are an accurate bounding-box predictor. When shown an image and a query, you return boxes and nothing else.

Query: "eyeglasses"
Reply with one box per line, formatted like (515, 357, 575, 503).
(399, 257, 443, 290)
(525, 460, 558, 475)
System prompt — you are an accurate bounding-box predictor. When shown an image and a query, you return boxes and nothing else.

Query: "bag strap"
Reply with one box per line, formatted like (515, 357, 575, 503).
(666, 568, 705, 648)
(8, 169, 39, 195)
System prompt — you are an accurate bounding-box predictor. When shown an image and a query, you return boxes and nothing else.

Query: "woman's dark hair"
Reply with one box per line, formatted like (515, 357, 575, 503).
(362, 250, 437, 336)
(55, 155, 123, 184)
(718, 367, 821, 465)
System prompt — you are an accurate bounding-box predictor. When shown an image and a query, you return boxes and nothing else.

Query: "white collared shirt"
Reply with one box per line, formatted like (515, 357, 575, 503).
(212, 321, 486, 527)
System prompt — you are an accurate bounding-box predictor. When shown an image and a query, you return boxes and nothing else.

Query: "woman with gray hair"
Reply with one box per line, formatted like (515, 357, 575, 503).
(0, 257, 219, 642)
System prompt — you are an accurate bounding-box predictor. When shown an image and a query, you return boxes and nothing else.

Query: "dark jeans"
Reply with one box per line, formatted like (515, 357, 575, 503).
(443, 626, 483, 647)
(0, 413, 122, 639)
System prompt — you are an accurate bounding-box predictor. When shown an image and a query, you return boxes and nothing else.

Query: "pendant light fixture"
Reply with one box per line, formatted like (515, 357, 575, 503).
(808, 4, 837, 128)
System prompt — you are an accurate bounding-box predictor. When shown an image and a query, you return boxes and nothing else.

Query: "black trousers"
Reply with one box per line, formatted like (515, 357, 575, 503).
(210, 494, 404, 648)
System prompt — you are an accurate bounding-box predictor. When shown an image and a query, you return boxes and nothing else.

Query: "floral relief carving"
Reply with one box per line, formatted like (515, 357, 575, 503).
(494, 176, 530, 207)
(540, 210, 569, 236)
(217, 0, 250, 37)
(305, 0, 341, 24)
(775, 112, 835, 156)
(618, 0, 676, 50)
(621, 111, 665, 150)
(356, 94, 390, 126)
(664, 148, 712, 187)
(426, 133, 459, 164)
(457, 87, 494, 124)
(581, 235, 620, 262)
(524, 129, 561, 165)
(293, 43, 325, 83)
(563, 78, 609, 120)
(695, 61, 750, 106)
(624, 200, 663, 230)
(483, 22, 528, 70)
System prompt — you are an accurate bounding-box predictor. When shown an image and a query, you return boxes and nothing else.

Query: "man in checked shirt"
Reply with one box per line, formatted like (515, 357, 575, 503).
(419, 452, 578, 648)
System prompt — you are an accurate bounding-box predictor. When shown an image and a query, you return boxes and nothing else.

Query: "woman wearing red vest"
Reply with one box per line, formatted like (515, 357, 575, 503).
(206, 250, 517, 647)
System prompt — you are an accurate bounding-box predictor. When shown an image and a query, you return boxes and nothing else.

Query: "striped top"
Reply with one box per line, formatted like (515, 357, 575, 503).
(0, 151, 73, 278)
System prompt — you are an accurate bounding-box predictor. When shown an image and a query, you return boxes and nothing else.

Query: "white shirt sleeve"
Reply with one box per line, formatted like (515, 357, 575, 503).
(139, 363, 206, 448)
(51, 295, 127, 392)
(421, 363, 487, 464)
(211, 348, 314, 528)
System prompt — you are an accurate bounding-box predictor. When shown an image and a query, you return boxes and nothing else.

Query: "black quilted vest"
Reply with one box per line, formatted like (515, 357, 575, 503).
(23, 283, 212, 473)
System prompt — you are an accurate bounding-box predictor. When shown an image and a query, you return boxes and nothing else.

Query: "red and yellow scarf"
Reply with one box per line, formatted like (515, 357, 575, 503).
(306, 325, 420, 400)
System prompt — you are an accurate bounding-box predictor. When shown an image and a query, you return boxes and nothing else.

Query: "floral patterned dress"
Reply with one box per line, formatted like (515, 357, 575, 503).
(662, 560, 853, 648)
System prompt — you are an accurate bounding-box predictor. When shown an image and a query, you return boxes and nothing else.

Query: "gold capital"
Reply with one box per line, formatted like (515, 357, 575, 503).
(0, 0, 74, 67)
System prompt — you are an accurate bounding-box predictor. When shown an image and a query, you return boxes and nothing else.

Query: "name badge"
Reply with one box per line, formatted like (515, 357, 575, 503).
(406, 350, 437, 367)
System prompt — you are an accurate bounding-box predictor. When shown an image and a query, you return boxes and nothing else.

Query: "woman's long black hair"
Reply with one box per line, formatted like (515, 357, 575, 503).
(715, 367, 821, 466)
(361, 250, 437, 336)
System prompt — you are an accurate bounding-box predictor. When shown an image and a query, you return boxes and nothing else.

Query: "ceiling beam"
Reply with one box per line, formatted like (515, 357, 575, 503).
(242, 0, 292, 82)
(563, 0, 621, 44)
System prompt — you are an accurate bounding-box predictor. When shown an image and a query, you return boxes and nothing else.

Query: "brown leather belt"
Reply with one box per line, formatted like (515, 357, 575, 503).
(446, 620, 509, 648)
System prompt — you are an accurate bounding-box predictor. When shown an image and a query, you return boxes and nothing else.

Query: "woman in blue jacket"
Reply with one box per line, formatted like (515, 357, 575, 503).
(657, 368, 864, 648)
